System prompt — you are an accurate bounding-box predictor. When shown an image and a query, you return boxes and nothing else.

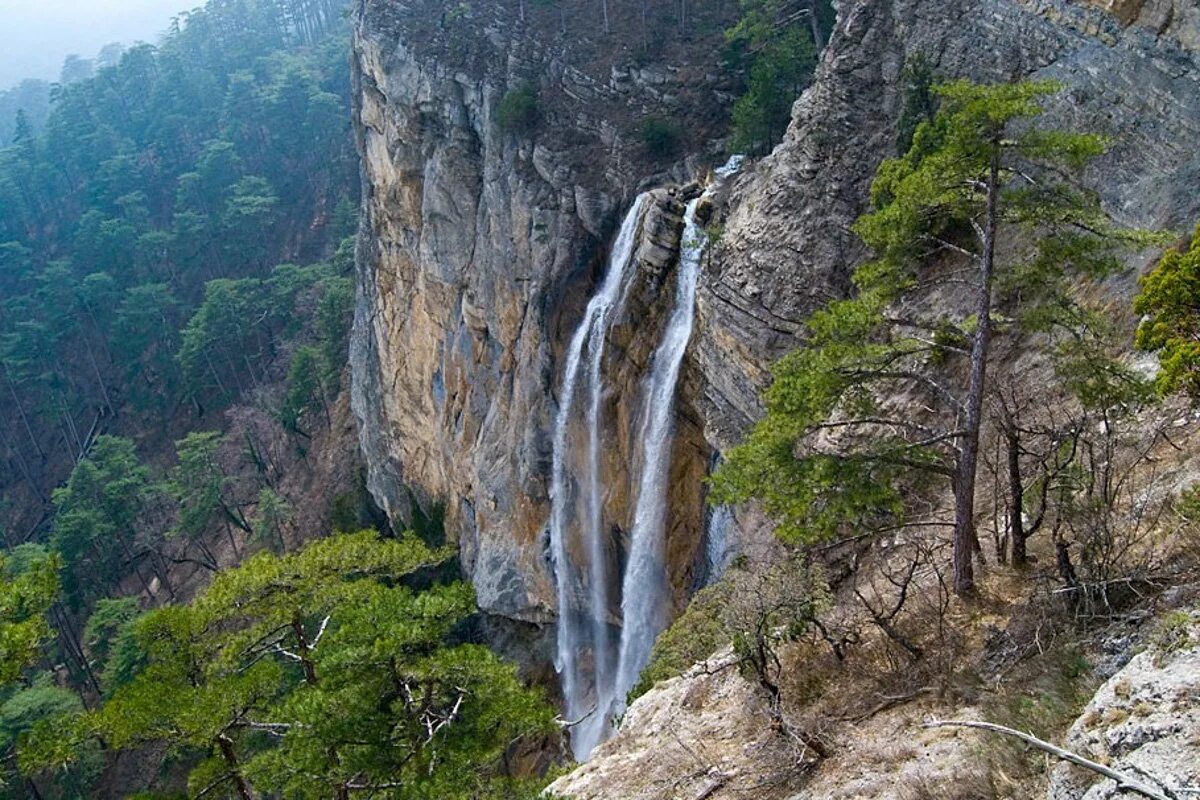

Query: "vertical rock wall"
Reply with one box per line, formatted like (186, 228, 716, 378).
(350, 0, 737, 624)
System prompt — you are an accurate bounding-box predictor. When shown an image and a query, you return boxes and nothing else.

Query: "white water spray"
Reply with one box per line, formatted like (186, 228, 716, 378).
(551, 156, 743, 761)
(612, 155, 744, 722)
(549, 195, 648, 760)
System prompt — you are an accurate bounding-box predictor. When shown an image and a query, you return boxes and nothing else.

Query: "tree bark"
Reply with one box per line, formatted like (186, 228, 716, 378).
(292, 614, 319, 686)
(951, 147, 1001, 596)
(216, 734, 254, 800)
(1005, 426, 1028, 566)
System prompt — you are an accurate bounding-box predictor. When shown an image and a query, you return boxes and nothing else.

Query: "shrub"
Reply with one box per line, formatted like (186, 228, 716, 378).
(497, 84, 540, 133)
(1151, 610, 1195, 665)
(630, 583, 730, 701)
(639, 116, 681, 158)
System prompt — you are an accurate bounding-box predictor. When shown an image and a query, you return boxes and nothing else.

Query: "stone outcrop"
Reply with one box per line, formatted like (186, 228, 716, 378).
(546, 652, 815, 800)
(1047, 611, 1200, 800)
(548, 648, 995, 800)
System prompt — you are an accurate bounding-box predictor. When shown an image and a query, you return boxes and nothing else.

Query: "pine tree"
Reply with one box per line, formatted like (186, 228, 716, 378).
(1134, 227, 1200, 397)
(713, 80, 1154, 594)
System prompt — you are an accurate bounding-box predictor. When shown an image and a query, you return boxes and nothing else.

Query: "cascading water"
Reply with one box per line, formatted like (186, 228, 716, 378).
(551, 157, 743, 762)
(549, 195, 649, 760)
(703, 504, 735, 587)
(612, 155, 744, 721)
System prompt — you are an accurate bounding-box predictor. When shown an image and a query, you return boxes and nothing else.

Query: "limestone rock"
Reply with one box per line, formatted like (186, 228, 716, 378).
(546, 653, 813, 800)
(1047, 612, 1200, 800)
(350, 0, 737, 624)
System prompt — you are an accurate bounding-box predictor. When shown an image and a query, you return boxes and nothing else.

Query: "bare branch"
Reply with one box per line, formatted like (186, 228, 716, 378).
(923, 720, 1177, 800)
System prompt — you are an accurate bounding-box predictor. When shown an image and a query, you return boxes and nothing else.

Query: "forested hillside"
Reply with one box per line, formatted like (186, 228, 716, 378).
(0, 2, 393, 795)
(0, 0, 356, 541)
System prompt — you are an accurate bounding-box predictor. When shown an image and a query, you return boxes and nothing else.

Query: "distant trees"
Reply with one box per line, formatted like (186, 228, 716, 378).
(0, 0, 356, 530)
(50, 436, 150, 606)
(640, 116, 682, 159)
(713, 80, 1154, 595)
(0, 81, 51, 146)
(169, 431, 252, 561)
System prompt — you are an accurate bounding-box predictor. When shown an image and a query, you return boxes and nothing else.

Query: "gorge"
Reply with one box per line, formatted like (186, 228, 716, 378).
(349, 0, 1200, 787)
(2, 0, 1200, 796)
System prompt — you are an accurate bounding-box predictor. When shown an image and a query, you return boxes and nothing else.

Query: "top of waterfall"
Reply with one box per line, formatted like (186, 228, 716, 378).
(713, 154, 746, 182)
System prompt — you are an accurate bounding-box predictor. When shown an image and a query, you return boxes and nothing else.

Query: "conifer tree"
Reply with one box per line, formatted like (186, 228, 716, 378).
(713, 80, 1153, 594)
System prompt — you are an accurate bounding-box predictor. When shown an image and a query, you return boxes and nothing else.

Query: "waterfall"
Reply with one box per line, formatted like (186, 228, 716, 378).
(551, 156, 743, 762)
(550, 195, 648, 760)
(612, 155, 744, 723)
(703, 504, 735, 587)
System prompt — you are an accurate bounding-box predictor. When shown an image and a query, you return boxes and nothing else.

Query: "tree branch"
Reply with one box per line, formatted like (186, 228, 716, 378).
(923, 720, 1178, 800)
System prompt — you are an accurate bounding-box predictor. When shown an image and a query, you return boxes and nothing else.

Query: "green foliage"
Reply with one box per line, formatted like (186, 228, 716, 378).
(630, 583, 730, 700)
(50, 436, 148, 607)
(1134, 229, 1200, 397)
(82, 597, 140, 672)
(38, 532, 556, 799)
(314, 275, 353, 386)
(895, 53, 938, 153)
(981, 645, 1097, 782)
(726, 0, 823, 154)
(713, 79, 1151, 550)
(0, 550, 59, 688)
(82, 597, 150, 694)
(0, 0, 355, 482)
(1, 675, 102, 798)
(640, 116, 682, 158)
(632, 554, 829, 702)
(497, 84, 541, 133)
(1150, 611, 1195, 664)
(168, 431, 245, 543)
(249, 488, 293, 553)
(177, 278, 270, 402)
(280, 346, 325, 432)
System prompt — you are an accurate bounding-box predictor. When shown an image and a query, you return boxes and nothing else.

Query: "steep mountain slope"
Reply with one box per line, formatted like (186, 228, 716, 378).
(350, 0, 1200, 628)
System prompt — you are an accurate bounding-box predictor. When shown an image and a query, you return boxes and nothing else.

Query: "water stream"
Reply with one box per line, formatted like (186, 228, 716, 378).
(549, 195, 649, 758)
(551, 157, 743, 761)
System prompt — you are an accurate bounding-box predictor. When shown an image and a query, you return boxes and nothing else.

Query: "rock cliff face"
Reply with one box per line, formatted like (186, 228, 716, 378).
(1048, 612, 1200, 800)
(350, 0, 1200, 634)
(350, 0, 738, 623)
(694, 0, 1200, 453)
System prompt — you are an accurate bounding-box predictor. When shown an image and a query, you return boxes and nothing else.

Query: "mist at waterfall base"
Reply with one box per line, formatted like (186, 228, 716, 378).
(549, 157, 744, 761)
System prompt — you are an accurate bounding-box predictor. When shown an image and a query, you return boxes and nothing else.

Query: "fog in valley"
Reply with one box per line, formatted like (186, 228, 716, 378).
(0, 0, 199, 88)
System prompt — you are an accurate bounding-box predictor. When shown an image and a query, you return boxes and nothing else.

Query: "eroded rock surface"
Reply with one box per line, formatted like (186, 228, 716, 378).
(350, 0, 737, 623)
(1048, 612, 1200, 800)
(547, 653, 813, 800)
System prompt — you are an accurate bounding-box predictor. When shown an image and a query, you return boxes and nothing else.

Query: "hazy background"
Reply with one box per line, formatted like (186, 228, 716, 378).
(0, 0, 200, 89)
